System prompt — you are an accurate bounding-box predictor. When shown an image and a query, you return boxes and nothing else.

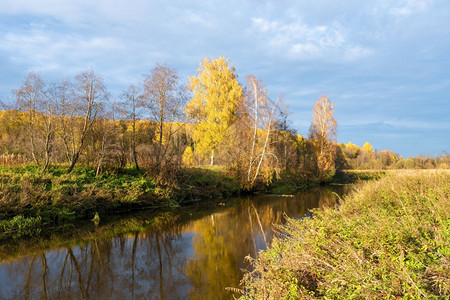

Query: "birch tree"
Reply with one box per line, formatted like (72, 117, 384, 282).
(186, 57, 243, 165)
(244, 75, 268, 182)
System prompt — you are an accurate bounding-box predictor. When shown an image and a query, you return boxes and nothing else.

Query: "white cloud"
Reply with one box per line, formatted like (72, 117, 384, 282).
(0, 29, 123, 73)
(183, 11, 216, 28)
(252, 17, 278, 32)
(290, 43, 319, 56)
(389, 0, 433, 16)
(384, 119, 450, 130)
(250, 17, 371, 61)
(344, 46, 373, 60)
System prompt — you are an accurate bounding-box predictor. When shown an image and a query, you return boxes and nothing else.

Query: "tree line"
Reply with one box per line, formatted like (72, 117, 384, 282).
(0, 57, 448, 187)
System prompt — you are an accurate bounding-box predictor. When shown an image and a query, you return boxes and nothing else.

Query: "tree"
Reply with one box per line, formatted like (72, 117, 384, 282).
(244, 75, 269, 182)
(15, 72, 46, 166)
(362, 142, 374, 153)
(121, 84, 142, 170)
(91, 118, 118, 176)
(186, 57, 243, 165)
(309, 95, 337, 179)
(343, 142, 360, 169)
(39, 82, 57, 173)
(55, 79, 75, 164)
(15, 72, 58, 173)
(66, 70, 108, 173)
(273, 96, 298, 172)
(310, 95, 337, 154)
(142, 63, 186, 174)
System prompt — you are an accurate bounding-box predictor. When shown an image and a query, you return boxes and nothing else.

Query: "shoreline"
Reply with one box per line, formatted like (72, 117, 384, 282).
(0, 164, 380, 241)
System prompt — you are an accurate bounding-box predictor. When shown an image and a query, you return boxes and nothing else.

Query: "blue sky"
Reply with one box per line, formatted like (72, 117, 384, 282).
(0, 0, 449, 157)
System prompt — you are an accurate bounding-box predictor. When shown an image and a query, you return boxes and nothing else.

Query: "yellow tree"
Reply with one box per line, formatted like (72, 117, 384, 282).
(343, 142, 360, 169)
(362, 141, 374, 153)
(186, 57, 243, 165)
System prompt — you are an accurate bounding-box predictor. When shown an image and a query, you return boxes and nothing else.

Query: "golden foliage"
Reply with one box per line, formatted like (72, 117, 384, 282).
(185, 57, 243, 164)
(362, 142, 373, 153)
(182, 146, 194, 166)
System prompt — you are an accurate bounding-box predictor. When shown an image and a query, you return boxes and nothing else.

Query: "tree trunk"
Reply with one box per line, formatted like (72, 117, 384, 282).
(156, 115, 164, 173)
(210, 149, 214, 166)
(41, 128, 52, 174)
(248, 81, 259, 182)
(131, 122, 139, 170)
(30, 133, 39, 166)
(41, 156, 50, 174)
(67, 151, 80, 174)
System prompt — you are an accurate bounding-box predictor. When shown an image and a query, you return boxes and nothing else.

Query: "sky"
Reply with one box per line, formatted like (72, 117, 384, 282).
(0, 0, 449, 158)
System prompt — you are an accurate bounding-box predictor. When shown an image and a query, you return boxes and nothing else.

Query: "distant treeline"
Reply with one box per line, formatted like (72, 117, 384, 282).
(0, 57, 448, 188)
(341, 142, 449, 170)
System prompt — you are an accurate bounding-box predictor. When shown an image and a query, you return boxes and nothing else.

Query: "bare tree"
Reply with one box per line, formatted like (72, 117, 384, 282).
(14, 72, 58, 173)
(54, 79, 75, 163)
(244, 75, 269, 182)
(92, 118, 118, 176)
(142, 63, 186, 174)
(309, 95, 337, 179)
(121, 84, 141, 170)
(251, 96, 279, 185)
(66, 70, 108, 174)
(242, 75, 280, 186)
(309, 95, 337, 154)
(38, 85, 57, 173)
(273, 96, 298, 172)
(15, 72, 46, 165)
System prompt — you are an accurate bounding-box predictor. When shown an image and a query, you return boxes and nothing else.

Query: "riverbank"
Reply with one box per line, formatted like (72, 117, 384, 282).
(0, 184, 351, 299)
(268, 169, 386, 194)
(0, 164, 382, 240)
(0, 165, 240, 240)
(239, 170, 450, 298)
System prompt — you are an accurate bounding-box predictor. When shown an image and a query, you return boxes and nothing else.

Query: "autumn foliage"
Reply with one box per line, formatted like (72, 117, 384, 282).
(1, 58, 448, 189)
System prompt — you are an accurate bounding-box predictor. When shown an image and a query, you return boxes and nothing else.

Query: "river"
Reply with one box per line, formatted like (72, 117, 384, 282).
(0, 185, 351, 299)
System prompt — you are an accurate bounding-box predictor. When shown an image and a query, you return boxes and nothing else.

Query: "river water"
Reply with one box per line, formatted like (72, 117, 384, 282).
(0, 185, 351, 299)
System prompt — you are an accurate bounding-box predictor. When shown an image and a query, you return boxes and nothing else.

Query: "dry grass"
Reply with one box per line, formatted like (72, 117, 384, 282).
(239, 170, 450, 299)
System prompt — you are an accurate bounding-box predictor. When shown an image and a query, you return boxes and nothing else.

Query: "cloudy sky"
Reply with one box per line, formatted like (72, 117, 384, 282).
(1, 0, 449, 157)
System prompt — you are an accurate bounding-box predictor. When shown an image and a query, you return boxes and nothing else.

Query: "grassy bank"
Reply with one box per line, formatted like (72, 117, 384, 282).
(267, 170, 385, 195)
(0, 165, 240, 240)
(239, 170, 450, 299)
(0, 164, 381, 240)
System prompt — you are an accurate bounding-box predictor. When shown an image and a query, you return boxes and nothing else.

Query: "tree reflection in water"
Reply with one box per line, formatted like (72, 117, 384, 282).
(0, 185, 351, 299)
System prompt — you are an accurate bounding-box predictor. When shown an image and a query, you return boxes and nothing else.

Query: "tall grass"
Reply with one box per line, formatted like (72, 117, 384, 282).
(239, 170, 450, 299)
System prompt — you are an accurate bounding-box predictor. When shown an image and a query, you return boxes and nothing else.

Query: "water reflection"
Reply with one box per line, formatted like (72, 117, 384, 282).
(0, 185, 351, 299)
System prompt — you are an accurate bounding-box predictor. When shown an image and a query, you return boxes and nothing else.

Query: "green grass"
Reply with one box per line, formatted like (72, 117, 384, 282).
(173, 167, 241, 203)
(0, 164, 240, 240)
(239, 170, 450, 299)
(332, 169, 387, 184)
